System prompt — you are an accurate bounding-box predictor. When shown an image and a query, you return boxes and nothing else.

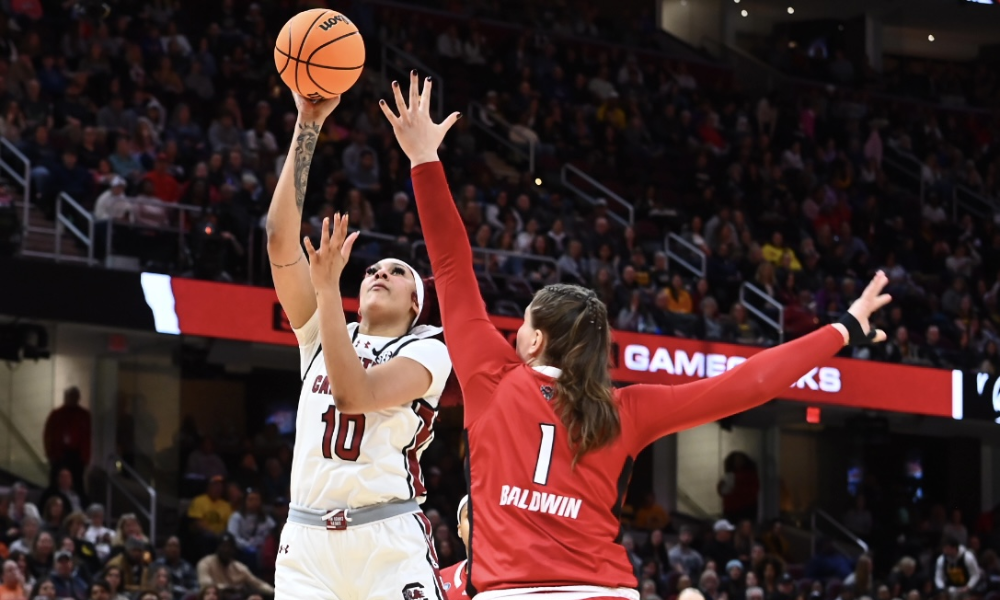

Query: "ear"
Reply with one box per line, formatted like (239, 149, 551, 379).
(530, 328, 546, 358)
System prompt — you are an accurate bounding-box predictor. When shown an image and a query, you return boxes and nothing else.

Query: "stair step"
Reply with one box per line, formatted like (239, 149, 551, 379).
(22, 229, 87, 257)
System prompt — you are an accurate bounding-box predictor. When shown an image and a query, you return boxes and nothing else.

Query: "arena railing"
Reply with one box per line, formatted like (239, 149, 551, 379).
(560, 164, 633, 228)
(886, 145, 996, 219)
(380, 41, 444, 121)
(105, 454, 158, 546)
(0, 401, 48, 486)
(101, 199, 203, 268)
(410, 239, 561, 286)
(0, 137, 30, 219)
(664, 232, 707, 279)
(811, 508, 869, 557)
(467, 100, 536, 174)
(739, 281, 785, 344)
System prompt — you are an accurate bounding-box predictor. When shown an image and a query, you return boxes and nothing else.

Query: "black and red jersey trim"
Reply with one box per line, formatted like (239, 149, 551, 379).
(413, 513, 447, 600)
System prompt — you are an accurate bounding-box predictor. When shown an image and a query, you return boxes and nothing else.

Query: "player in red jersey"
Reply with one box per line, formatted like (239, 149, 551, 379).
(440, 496, 470, 600)
(380, 73, 891, 600)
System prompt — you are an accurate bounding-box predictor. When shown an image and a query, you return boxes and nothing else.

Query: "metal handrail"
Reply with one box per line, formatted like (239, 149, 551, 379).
(665, 232, 706, 278)
(739, 282, 784, 344)
(467, 101, 536, 174)
(104, 198, 204, 267)
(953, 182, 996, 220)
(0, 137, 42, 254)
(882, 153, 926, 205)
(56, 192, 96, 265)
(410, 240, 561, 279)
(105, 455, 157, 544)
(811, 508, 869, 556)
(560, 164, 634, 227)
(380, 42, 444, 121)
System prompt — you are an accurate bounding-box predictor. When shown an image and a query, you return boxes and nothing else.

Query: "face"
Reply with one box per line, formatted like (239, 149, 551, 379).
(58, 469, 73, 490)
(39, 581, 55, 597)
(202, 588, 219, 600)
(56, 556, 73, 576)
(359, 261, 419, 325)
(37, 533, 54, 554)
(457, 503, 470, 551)
(515, 305, 545, 364)
(105, 569, 121, 588)
(246, 492, 262, 513)
(2, 561, 18, 584)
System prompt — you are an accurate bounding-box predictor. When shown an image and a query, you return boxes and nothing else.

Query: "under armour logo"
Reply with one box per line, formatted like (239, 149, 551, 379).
(278, 545, 290, 554)
(364, 341, 372, 349)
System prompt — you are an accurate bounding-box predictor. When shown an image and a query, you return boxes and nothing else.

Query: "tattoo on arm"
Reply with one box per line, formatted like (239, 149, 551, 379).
(293, 122, 321, 212)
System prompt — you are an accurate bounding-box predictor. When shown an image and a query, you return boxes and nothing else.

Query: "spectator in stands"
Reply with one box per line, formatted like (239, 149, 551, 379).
(39, 500, 63, 536)
(943, 509, 969, 547)
(694, 297, 725, 341)
(185, 439, 227, 482)
(42, 387, 91, 490)
(105, 537, 148, 595)
(196, 534, 273, 597)
(718, 453, 759, 523)
(82, 505, 113, 563)
(144, 536, 195, 600)
(699, 569, 721, 600)
(0, 559, 26, 600)
(843, 495, 873, 538)
(187, 476, 232, 554)
(93, 176, 132, 224)
(88, 580, 111, 600)
(634, 493, 669, 532)
(844, 554, 874, 597)
(704, 520, 739, 571)
(226, 489, 273, 571)
(760, 520, 790, 562)
(207, 112, 242, 154)
(47, 550, 86, 600)
(9, 517, 39, 555)
(723, 560, 746, 600)
(669, 526, 704, 578)
(98, 566, 130, 600)
(806, 538, 854, 582)
(8, 483, 39, 527)
(935, 537, 980, 599)
(143, 154, 181, 203)
(40, 469, 84, 516)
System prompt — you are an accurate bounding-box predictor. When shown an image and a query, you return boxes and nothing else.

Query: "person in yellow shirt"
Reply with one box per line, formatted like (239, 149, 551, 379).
(633, 492, 671, 532)
(664, 275, 693, 314)
(188, 476, 233, 539)
(761, 232, 802, 271)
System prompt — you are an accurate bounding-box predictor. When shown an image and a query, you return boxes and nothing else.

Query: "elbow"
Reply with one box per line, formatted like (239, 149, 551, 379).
(333, 389, 376, 415)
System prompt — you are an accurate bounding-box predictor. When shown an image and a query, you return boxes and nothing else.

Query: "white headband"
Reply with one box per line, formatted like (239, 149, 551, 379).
(457, 495, 469, 523)
(381, 258, 424, 328)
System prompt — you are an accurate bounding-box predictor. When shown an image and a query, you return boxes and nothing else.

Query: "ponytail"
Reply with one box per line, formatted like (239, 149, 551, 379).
(530, 285, 620, 464)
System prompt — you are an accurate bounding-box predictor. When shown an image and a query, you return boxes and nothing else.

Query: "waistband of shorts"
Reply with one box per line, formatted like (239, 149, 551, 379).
(473, 586, 640, 600)
(286, 499, 420, 530)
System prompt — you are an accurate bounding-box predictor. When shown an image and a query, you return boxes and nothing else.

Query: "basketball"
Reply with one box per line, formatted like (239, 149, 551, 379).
(274, 8, 365, 99)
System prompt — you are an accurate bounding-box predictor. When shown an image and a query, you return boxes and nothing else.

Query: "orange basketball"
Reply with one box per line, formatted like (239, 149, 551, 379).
(274, 8, 365, 99)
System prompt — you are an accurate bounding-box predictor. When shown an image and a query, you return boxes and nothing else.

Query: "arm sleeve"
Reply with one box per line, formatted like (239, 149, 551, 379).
(965, 552, 981, 589)
(620, 325, 844, 451)
(396, 338, 453, 403)
(935, 557, 946, 589)
(411, 162, 519, 424)
(293, 310, 321, 379)
(196, 558, 213, 589)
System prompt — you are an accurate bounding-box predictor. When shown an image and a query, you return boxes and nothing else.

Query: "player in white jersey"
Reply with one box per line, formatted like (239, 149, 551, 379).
(265, 92, 453, 600)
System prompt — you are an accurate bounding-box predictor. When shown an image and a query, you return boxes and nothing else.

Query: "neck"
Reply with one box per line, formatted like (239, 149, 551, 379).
(358, 309, 412, 338)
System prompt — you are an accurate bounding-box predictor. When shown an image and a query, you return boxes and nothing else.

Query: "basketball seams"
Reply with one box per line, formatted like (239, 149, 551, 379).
(294, 9, 332, 96)
(276, 25, 293, 76)
(274, 45, 364, 70)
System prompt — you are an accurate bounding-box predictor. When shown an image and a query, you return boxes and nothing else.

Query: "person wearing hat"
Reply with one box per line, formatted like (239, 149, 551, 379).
(196, 533, 273, 597)
(704, 520, 740, 570)
(48, 549, 88, 600)
(94, 176, 133, 224)
(723, 559, 747, 600)
(103, 537, 149, 595)
(774, 572, 797, 600)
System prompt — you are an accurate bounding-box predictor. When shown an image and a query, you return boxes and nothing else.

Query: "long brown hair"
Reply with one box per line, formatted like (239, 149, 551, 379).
(530, 284, 620, 464)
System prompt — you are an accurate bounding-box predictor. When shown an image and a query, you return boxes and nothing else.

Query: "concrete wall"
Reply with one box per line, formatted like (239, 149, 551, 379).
(676, 422, 763, 517)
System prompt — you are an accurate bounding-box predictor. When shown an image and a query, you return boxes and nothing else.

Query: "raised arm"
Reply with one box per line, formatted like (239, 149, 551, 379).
(621, 272, 892, 451)
(265, 94, 339, 329)
(380, 72, 519, 422)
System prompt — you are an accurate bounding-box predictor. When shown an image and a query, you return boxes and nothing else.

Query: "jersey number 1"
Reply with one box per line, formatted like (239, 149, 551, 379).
(321, 407, 366, 462)
(533, 423, 556, 485)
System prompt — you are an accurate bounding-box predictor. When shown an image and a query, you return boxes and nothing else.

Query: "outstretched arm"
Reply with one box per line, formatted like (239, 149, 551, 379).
(381, 72, 519, 424)
(265, 94, 339, 329)
(622, 272, 892, 451)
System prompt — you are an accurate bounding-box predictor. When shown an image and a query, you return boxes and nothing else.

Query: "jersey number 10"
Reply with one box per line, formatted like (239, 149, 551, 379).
(321, 406, 366, 462)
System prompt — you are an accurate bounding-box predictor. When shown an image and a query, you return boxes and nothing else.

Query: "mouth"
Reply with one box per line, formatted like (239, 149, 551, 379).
(370, 282, 389, 292)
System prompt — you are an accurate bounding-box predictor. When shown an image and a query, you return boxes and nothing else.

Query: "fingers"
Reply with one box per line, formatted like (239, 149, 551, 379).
(871, 293, 893, 312)
(303, 235, 317, 261)
(440, 111, 462, 133)
(391, 80, 409, 123)
(409, 70, 420, 115)
(342, 230, 360, 260)
(862, 270, 888, 300)
(871, 329, 888, 344)
(320, 216, 331, 250)
(420, 76, 433, 116)
(378, 98, 399, 126)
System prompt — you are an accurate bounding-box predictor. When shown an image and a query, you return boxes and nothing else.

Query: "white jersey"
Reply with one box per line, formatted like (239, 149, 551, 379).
(290, 311, 452, 510)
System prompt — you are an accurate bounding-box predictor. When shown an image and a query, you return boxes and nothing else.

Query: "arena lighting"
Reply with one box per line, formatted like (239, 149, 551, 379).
(787, 6, 795, 13)
(741, 9, 748, 16)
(733, 0, 740, 4)
(806, 406, 821, 424)
(928, 34, 935, 41)
(534, 178, 542, 185)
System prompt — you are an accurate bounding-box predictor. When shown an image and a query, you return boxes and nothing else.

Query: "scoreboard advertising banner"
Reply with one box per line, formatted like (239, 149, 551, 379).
(0, 258, 990, 423)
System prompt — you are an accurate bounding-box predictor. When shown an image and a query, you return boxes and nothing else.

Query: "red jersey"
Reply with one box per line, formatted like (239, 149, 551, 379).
(412, 163, 846, 595)
(441, 560, 468, 600)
